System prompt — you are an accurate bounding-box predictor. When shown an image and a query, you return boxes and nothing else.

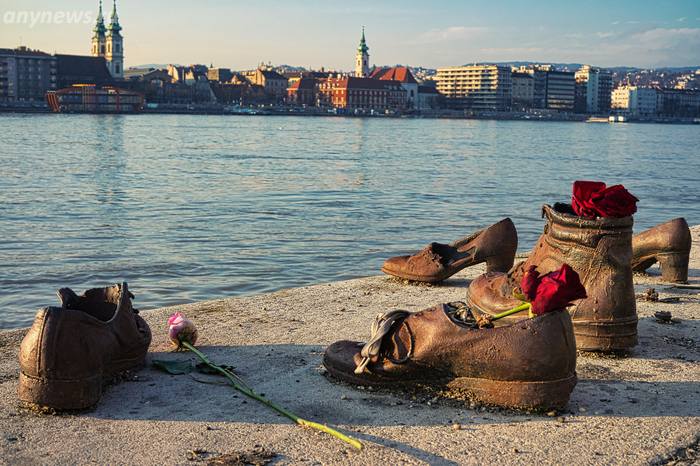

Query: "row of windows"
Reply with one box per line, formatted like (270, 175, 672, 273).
(12, 75, 53, 80)
(10, 58, 54, 64)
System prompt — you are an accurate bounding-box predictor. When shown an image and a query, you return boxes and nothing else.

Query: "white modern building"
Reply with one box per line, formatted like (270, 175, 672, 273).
(435, 65, 512, 111)
(575, 65, 612, 113)
(611, 86, 657, 117)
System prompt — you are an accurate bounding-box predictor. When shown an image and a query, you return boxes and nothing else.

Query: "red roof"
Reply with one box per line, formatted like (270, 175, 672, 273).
(369, 66, 417, 84)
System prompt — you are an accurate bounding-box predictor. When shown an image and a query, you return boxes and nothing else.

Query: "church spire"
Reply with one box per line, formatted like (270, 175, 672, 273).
(355, 26, 370, 77)
(93, 0, 106, 37)
(108, 0, 122, 34)
(358, 26, 369, 54)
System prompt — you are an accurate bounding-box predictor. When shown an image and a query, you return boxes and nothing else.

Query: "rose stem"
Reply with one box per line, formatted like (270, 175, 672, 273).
(181, 341, 363, 450)
(490, 302, 531, 321)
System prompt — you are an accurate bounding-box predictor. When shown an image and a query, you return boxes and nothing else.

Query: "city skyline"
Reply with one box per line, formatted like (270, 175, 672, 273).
(0, 0, 699, 70)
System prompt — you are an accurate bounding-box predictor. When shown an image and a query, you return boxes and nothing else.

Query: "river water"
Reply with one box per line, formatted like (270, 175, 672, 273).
(1, 114, 698, 328)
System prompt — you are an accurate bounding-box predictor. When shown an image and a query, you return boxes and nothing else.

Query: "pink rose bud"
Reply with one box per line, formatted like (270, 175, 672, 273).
(167, 312, 198, 347)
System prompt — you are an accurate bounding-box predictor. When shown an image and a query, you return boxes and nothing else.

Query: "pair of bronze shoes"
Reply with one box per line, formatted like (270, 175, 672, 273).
(381, 215, 690, 286)
(324, 210, 691, 409)
(18, 283, 151, 410)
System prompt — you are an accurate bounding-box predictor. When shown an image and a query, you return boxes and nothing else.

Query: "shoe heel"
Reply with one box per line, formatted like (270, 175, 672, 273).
(573, 317, 638, 352)
(657, 252, 689, 283)
(485, 252, 515, 273)
(18, 371, 102, 410)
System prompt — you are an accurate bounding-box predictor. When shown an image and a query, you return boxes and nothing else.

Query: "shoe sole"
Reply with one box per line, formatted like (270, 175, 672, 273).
(18, 353, 147, 411)
(381, 254, 515, 284)
(323, 360, 576, 411)
(380, 265, 450, 283)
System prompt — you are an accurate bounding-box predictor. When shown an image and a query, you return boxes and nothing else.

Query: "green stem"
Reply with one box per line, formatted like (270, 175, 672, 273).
(183, 342, 252, 391)
(491, 302, 531, 321)
(181, 341, 363, 450)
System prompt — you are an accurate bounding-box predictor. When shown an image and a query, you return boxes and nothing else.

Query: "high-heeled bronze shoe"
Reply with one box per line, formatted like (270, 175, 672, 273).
(632, 218, 691, 283)
(381, 218, 517, 283)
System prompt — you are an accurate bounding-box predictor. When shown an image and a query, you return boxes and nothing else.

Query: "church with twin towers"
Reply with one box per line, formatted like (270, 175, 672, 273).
(91, 0, 124, 78)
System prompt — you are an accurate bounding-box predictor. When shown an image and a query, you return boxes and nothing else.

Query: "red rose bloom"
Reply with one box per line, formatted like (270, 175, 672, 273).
(572, 180, 638, 219)
(521, 264, 587, 315)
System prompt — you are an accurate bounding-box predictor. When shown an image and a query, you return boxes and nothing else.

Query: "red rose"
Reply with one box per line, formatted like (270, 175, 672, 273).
(571, 181, 638, 219)
(572, 181, 606, 218)
(521, 264, 587, 315)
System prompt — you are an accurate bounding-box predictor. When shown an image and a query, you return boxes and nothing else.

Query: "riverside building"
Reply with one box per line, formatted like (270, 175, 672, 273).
(369, 66, 419, 109)
(543, 70, 575, 112)
(287, 77, 317, 106)
(516, 65, 575, 112)
(243, 68, 288, 102)
(317, 76, 406, 112)
(575, 65, 612, 114)
(435, 65, 512, 111)
(511, 71, 534, 110)
(0, 47, 56, 104)
(657, 88, 700, 117)
(611, 86, 657, 117)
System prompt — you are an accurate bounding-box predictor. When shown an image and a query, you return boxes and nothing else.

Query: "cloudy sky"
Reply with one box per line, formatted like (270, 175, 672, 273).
(1, 0, 698, 70)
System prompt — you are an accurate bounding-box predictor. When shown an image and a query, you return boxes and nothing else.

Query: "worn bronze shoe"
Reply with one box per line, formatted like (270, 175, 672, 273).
(323, 302, 577, 410)
(381, 218, 517, 283)
(18, 282, 151, 410)
(632, 218, 691, 283)
(467, 204, 637, 352)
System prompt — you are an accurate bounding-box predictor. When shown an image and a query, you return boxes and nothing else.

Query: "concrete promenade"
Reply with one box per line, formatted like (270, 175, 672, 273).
(1, 227, 698, 465)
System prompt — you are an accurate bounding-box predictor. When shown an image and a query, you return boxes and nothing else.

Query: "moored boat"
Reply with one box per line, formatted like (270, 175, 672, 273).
(46, 84, 143, 114)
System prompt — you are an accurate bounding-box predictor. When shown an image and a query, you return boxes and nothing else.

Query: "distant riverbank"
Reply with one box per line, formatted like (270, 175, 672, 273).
(2, 104, 698, 124)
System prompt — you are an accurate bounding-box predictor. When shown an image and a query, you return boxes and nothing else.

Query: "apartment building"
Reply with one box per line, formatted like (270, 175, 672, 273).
(575, 65, 613, 113)
(435, 65, 512, 111)
(544, 70, 575, 111)
(511, 71, 534, 109)
(611, 86, 658, 117)
(0, 46, 56, 103)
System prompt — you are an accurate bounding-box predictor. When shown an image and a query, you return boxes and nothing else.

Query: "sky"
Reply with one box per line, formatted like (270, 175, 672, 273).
(1, 0, 699, 70)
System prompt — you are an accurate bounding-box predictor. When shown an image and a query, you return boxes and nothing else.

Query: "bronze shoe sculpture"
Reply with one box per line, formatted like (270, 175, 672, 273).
(467, 204, 637, 352)
(632, 218, 691, 283)
(323, 302, 577, 410)
(381, 218, 517, 283)
(19, 282, 151, 410)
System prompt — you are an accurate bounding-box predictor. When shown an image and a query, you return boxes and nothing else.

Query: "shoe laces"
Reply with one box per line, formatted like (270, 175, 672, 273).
(354, 310, 412, 375)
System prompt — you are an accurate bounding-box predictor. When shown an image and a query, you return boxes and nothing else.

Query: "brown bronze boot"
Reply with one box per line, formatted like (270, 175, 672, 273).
(467, 204, 637, 352)
(323, 302, 577, 410)
(18, 282, 151, 410)
(632, 218, 691, 283)
(381, 218, 517, 283)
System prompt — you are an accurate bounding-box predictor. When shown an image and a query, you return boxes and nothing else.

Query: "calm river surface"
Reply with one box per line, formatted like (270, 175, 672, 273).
(1, 114, 698, 328)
